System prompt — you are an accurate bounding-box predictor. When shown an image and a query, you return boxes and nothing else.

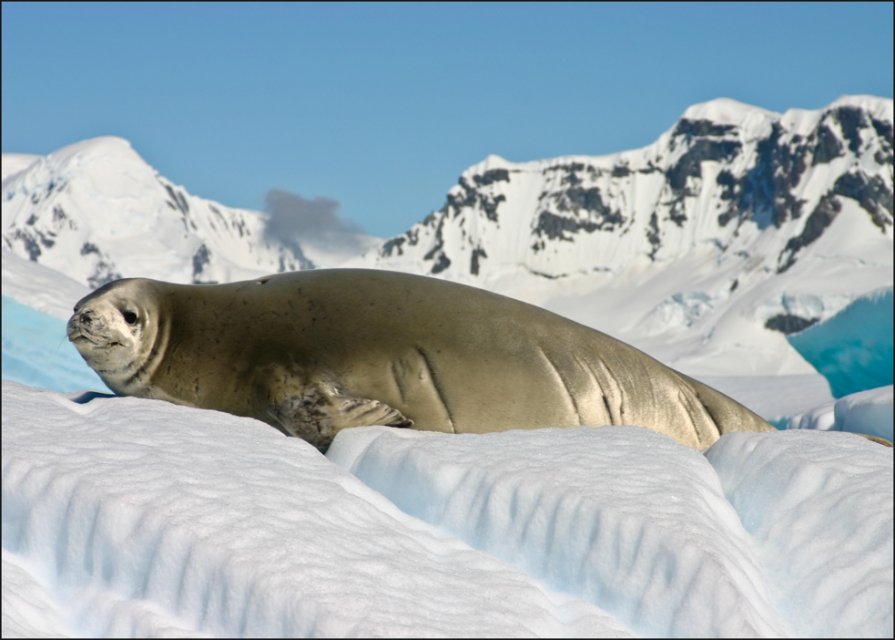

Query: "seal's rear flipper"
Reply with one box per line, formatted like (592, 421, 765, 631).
(268, 383, 412, 451)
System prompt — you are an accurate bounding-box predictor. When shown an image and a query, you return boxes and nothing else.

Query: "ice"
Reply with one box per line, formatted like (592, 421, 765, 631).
(788, 287, 894, 398)
(1, 296, 109, 394)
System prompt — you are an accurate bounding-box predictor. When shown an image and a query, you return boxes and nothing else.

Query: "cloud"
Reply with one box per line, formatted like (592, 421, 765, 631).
(263, 189, 367, 252)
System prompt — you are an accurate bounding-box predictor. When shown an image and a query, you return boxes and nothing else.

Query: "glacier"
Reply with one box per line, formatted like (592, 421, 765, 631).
(788, 287, 894, 398)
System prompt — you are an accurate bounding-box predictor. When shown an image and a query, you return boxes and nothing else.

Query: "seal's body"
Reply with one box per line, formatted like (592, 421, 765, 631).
(67, 269, 774, 450)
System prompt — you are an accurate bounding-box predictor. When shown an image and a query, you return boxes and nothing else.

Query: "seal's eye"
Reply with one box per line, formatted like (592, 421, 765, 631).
(122, 310, 138, 325)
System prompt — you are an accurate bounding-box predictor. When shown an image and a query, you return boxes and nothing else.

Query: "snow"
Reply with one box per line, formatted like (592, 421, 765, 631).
(2, 382, 633, 638)
(681, 97, 777, 134)
(1, 153, 40, 183)
(2, 254, 894, 637)
(3, 381, 891, 638)
(788, 385, 894, 442)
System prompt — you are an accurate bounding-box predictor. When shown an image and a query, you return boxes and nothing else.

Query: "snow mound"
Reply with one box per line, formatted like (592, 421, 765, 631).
(1, 382, 631, 638)
(706, 430, 894, 637)
(834, 386, 894, 441)
(788, 385, 894, 442)
(329, 425, 893, 638)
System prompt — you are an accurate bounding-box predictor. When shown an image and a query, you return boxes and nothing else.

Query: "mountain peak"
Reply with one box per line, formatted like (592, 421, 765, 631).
(826, 95, 893, 120)
(2, 137, 310, 287)
(463, 153, 514, 177)
(680, 98, 778, 127)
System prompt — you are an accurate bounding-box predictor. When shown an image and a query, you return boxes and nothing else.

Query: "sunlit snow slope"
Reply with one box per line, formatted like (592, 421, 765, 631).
(3, 381, 893, 638)
(1, 138, 310, 287)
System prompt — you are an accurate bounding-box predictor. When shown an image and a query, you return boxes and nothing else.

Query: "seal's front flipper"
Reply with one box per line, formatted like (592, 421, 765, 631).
(268, 382, 412, 451)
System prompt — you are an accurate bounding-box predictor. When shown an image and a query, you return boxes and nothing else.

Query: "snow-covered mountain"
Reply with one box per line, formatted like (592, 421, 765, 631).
(361, 96, 892, 282)
(349, 96, 893, 375)
(1, 137, 311, 287)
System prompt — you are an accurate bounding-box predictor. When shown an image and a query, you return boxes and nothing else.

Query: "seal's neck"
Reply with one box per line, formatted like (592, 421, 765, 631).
(115, 314, 171, 398)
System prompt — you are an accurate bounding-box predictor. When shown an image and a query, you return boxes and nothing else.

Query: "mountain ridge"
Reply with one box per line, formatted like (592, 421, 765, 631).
(2, 95, 891, 375)
(355, 95, 891, 284)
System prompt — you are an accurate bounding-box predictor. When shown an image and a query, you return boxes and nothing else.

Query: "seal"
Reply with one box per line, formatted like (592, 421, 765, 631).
(67, 269, 774, 451)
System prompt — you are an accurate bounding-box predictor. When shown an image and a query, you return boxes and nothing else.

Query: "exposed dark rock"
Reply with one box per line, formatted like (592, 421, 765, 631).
(716, 170, 736, 200)
(52, 205, 66, 222)
(611, 164, 631, 178)
(87, 261, 122, 289)
(481, 194, 505, 222)
(667, 198, 688, 227)
(673, 118, 738, 138)
(192, 244, 210, 279)
(832, 106, 866, 154)
(26, 214, 38, 226)
(533, 184, 625, 242)
(833, 171, 893, 231)
(777, 193, 841, 272)
(37, 231, 55, 248)
(812, 125, 844, 165)
(730, 123, 807, 229)
(381, 235, 407, 257)
(765, 314, 819, 334)
(472, 169, 510, 187)
(562, 172, 583, 187)
(470, 247, 488, 275)
(871, 117, 893, 144)
(535, 211, 590, 241)
(563, 187, 602, 212)
(11, 231, 41, 260)
(163, 183, 190, 214)
(870, 117, 893, 166)
(447, 182, 478, 211)
(646, 211, 661, 260)
(81, 242, 99, 255)
(430, 252, 451, 274)
(666, 139, 742, 192)
(534, 210, 617, 242)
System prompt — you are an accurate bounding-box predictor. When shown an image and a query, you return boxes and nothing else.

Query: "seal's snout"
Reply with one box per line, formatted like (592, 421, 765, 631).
(78, 310, 93, 326)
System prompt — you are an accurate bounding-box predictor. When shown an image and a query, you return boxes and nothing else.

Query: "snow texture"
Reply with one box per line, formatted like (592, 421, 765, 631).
(3, 381, 892, 638)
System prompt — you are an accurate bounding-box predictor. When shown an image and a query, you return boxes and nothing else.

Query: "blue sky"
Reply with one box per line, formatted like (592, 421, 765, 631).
(3, 2, 893, 238)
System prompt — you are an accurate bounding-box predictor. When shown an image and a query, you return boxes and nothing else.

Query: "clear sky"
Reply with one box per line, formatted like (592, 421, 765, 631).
(3, 2, 893, 238)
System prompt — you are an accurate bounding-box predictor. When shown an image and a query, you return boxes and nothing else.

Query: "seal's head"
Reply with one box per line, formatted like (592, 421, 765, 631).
(67, 278, 162, 395)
